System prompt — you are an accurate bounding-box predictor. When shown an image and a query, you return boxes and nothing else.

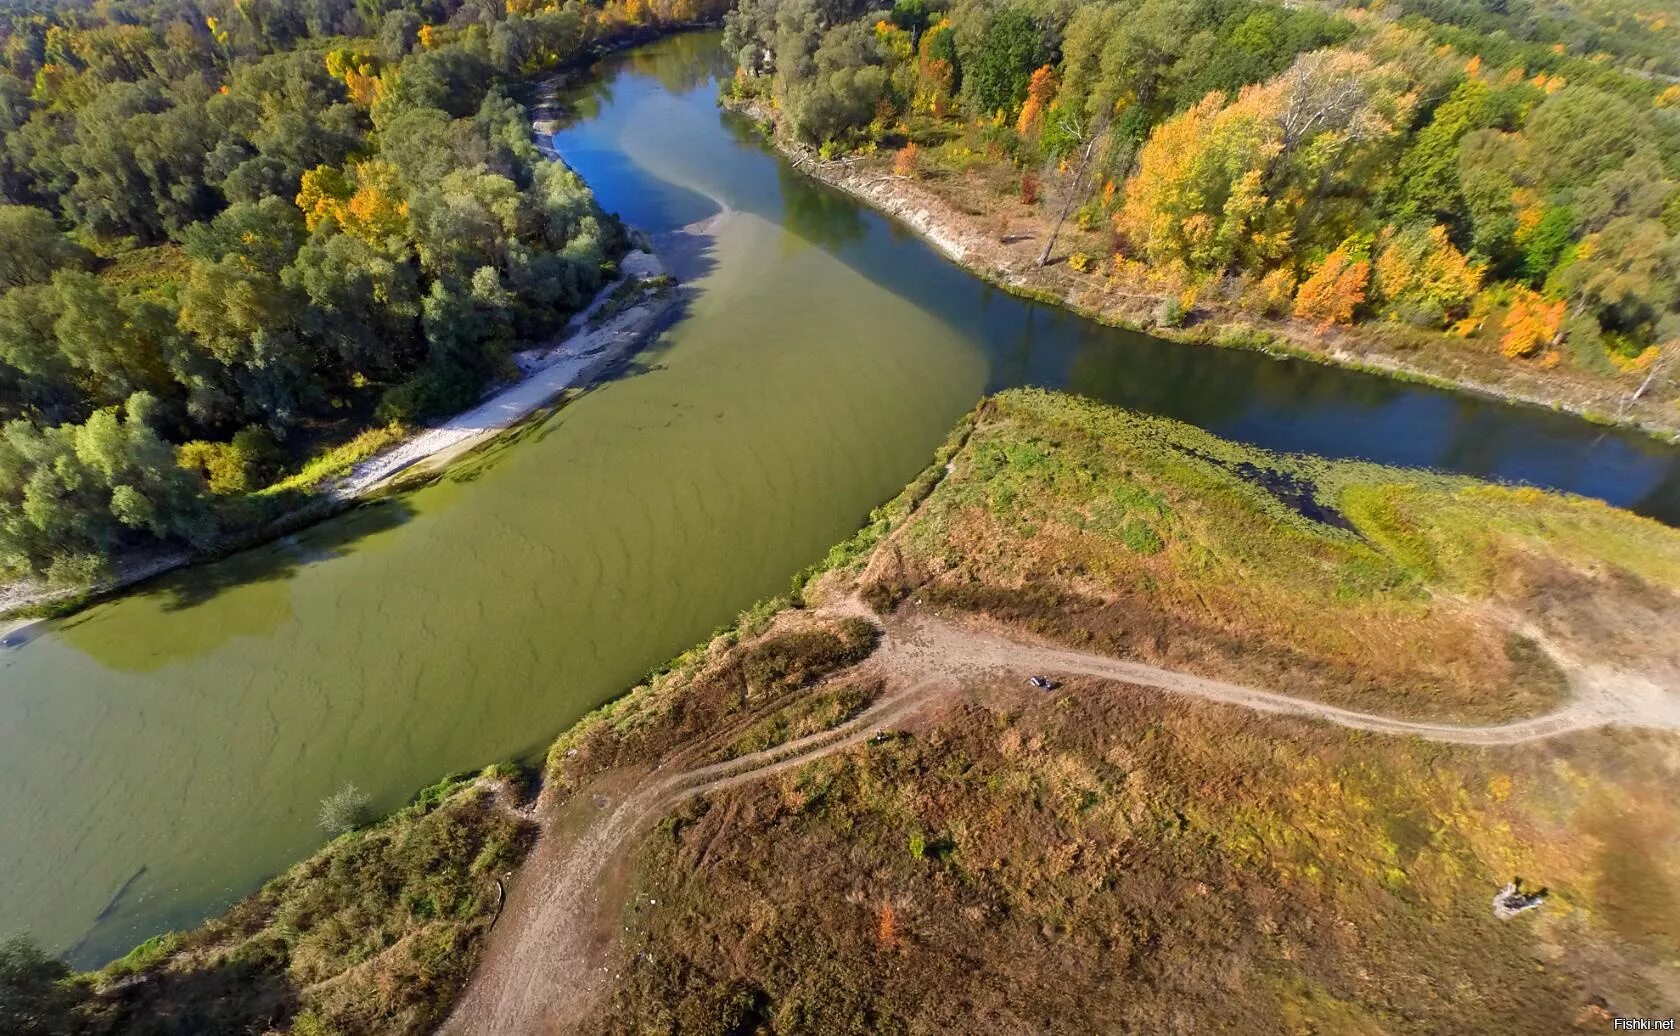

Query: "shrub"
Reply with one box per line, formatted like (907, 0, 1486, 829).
(1155, 296, 1186, 328)
(1500, 287, 1566, 359)
(0, 934, 76, 1035)
(177, 426, 281, 495)
(44, 552, 108, 588)
(1240, 268, 1298, 317)
(893, 141, 921, 178)
(318, 782, 372, 836)
(1067, 251, 1093, 273)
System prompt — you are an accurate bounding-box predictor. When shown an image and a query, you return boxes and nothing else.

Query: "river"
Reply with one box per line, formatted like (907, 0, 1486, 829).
(4, 31, 1679, 968)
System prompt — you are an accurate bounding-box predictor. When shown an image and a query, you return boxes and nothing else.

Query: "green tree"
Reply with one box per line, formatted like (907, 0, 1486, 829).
(959, 8, 1045, 118)
(0, 394, 216, 580)
(0, 934, 77, 1036)
(0, 205, 89, 287)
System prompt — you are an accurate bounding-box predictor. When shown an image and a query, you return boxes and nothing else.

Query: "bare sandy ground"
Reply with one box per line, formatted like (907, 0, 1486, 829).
(332, 250, 671, 498)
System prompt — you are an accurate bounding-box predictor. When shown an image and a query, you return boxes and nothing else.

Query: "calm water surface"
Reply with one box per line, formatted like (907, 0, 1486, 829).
(5, 32, 1679, 967)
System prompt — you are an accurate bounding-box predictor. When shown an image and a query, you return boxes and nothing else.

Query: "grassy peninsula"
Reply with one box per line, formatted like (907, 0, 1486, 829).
(11, 390, 1680, 1032)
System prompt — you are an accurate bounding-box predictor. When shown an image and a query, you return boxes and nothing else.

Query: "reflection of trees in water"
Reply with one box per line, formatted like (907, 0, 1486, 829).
(775, 163, 867, 251)
(718, 106, 774, 152)
(529, 73, 614, 133)
(624, 31, 733, 93)
(53, 497, 415, 673)
(1036, 310, 1269, 429)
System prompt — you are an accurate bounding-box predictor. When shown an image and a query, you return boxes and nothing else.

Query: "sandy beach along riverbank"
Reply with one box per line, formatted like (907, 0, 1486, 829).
(0, 249, 677, 625)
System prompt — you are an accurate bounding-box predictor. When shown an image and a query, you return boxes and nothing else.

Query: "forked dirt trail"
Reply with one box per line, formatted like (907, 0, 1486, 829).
(444, 605, 1680, 1035)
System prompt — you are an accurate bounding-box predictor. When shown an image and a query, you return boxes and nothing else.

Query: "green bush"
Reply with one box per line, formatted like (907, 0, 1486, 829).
(318, 782, 373, 836)
(177, 426, 281, 495)
(1156, 297, 1187, 328)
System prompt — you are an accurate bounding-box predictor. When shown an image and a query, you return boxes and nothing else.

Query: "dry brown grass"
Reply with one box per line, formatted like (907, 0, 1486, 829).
(545, 612, 880, 792)
(594, 684, 1680, 1033)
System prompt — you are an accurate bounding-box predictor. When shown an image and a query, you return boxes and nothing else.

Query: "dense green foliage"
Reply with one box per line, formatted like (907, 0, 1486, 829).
(726, 0, 1680, 394)
(0, 0, 730, 582)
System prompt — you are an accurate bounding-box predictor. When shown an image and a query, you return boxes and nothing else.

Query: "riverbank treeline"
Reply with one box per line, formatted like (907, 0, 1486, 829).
(721, 0, 1680, 420)
(0, 0, 727, 586)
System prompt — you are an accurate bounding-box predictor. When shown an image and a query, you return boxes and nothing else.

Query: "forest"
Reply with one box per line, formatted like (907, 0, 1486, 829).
(722, 0, 1680, 401)
(0, 0, 723, 585)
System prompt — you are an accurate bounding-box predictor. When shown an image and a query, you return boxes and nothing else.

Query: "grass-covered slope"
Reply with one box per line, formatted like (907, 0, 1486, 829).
(11, 770, 534, 1036)
(861, 389, 1680, 722)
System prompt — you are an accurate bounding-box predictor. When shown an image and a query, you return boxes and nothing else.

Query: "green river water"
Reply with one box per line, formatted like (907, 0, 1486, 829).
(5, 32, 1680, 966)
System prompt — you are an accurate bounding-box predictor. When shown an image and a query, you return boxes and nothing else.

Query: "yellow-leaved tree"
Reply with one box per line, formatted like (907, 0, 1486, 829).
(295, 161, 409, 245)
(1117, 49, 1409, 278)
(1371, 223, 1483, 326)
(1499, 287, 1566, 358)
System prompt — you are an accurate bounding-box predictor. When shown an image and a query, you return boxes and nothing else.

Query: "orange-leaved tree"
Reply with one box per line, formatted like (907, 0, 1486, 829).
(1294, 244, 1370, 326)
(893, 141, 920, 178)
(1016, 65, 1056, 137)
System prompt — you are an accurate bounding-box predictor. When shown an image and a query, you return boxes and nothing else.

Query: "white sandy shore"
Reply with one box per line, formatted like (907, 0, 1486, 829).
(333, 249, 670, 497)
(0, 249, 675, 631)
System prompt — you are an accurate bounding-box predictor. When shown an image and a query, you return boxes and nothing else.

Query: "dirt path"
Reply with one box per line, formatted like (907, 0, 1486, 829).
(441, 669, 946, 1036)
(443, 606, 1679, 1034)
(888, 612, 1680, 745)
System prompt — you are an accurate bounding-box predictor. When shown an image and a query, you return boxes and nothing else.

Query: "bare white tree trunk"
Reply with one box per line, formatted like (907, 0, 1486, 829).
(1035, 114, 1110, 268)
(1619, 342, 1677, 419)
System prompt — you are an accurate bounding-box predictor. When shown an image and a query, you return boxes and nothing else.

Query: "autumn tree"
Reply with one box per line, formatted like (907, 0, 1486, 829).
(892, 140, 919, 177)
(1015, 64, 1054, 137)
(1294, 243, 1370, 326)
(1371, 223, 1483, 327)
(1118, 50, 1407, 277)
(1500, 287, 1566, 359)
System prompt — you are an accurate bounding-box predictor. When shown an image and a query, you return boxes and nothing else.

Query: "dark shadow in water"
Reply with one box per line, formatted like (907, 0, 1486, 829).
(652, 224, 723, 283)
(39, 497, 417, 672)
(64, 866, 147, 963)
(154, 497, 417, 614)
(0, 622, 43, 649)
(1632, 457, 1680, 521)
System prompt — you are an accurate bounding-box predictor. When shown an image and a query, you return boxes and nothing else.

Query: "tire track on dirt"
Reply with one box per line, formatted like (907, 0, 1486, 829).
(445, 605, 1679, 1034)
